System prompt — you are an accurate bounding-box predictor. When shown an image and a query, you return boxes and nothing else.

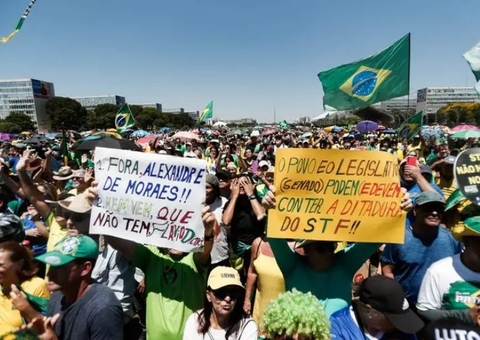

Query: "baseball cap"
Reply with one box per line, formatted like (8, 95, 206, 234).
(215, 170, 231, 181)
(359, 276, 424, 334)
(419, 164, 433, 175)
(258, 160, 269, 169)
(415, 191, 446, 207)
(36, 235, 99, 267)
(425, 318, 479, 340)
(443, 155, 457, 165)
(207, 266, 244, 290)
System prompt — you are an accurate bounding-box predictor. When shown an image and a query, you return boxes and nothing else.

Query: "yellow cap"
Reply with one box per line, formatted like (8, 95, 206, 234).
(207, 266, 244, 290)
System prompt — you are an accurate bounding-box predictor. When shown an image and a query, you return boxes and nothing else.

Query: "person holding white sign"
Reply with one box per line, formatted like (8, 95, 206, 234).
(88, 184, 218, 340)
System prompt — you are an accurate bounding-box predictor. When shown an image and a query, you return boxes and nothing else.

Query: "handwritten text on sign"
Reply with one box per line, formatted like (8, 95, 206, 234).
(267, 149, 406, 243)
(89, 147, 207, 252)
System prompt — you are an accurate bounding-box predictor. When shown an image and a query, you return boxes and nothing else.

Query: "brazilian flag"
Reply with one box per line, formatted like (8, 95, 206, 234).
(115, 104, 135, 133)
(318, 34, 410, 110)
(398, 111, 423, 140)
(199, 101, 213, 122)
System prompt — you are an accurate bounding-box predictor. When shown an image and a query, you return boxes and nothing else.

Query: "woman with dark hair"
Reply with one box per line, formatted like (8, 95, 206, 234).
(0, 242, 50, 336)
(183, 266, 258, 340)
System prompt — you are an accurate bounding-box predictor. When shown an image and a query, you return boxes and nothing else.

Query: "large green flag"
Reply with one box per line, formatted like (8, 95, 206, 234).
(398, 111, 423, 140)
(463, 42, 480, 95)
(318, 34, 410, 110)
(199, 101, 213, 122)
(115, 104, 135, 132)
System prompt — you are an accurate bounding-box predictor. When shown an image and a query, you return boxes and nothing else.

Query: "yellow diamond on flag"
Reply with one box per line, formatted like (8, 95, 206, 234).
(339, 66, 392, 102)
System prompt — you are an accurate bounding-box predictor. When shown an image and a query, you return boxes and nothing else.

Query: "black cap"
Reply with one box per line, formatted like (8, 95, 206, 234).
(359, 276, 424, 334)
(215, 170, 231, 181)
(425, 318, 480, 340)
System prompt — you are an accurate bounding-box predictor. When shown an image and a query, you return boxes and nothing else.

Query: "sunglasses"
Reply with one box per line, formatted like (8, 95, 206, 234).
(211, 287, 241, 300)
(58, 206, 90, 223)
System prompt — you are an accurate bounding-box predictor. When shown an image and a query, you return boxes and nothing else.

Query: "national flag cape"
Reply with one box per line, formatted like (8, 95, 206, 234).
(115, 104, 135, 132)
(199, 101, 213, 122)
(398, 111, 423, 140)
(318, 34, 411, 110)
(464, 42, 480, 96)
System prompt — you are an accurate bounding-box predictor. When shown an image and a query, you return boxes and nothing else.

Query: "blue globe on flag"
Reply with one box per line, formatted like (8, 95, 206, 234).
(351, 70, 378, 96)
(116, 115, 126, 128)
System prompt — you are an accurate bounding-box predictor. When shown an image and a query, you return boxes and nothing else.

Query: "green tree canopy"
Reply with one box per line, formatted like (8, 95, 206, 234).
(4, 112, 36, 132)
(45, 97, 87, 130)
(0, 122, 22, 134)
(436, 103, 480, 126)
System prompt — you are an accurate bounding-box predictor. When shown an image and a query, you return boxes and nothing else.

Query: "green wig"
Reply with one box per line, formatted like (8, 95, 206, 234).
(261, 289, 330, 340)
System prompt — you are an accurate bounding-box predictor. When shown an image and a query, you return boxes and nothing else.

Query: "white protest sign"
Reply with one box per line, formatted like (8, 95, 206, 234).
(89, 147, 207, 252)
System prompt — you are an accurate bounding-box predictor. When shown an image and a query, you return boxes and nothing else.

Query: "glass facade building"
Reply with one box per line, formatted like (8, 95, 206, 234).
(72, 95, 126, 110)
(0, 78, 55, 132)
(416, 87, 480, 122)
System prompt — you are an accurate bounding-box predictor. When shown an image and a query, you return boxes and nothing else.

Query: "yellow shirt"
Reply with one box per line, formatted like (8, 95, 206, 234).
(435, 176, 456, 200)
(0, 277, 50, 336)
(45, 213, 67, 252)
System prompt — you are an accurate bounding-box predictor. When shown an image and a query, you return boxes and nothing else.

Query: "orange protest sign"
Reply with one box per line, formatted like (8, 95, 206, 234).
(267, 149, 406, 243)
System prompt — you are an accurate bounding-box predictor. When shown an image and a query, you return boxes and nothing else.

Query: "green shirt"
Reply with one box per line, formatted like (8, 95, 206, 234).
(133, 245, 207, 340)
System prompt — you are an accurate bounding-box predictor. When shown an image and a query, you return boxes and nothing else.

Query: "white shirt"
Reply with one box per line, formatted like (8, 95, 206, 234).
(417, 254, 480, 311)
(183, 311, 258, 340)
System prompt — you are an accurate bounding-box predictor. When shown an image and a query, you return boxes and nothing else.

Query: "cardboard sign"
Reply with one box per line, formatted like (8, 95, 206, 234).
(89, 147, 207, 252)
(267, 149, 406, 243)
(454, 148, 480, 206)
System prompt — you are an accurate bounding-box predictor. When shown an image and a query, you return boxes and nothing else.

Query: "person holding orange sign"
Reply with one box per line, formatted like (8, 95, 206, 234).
(261, 186, 412, 317)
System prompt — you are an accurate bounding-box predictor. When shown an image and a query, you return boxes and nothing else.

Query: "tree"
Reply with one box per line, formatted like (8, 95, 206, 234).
(0, 122, 22, 133)
(4, 112, 36, 132)
(436, 103, 480, 126)
(87, 104, 119, 129)
(135, 108, 161, 129)
(45, 97, 87, 130)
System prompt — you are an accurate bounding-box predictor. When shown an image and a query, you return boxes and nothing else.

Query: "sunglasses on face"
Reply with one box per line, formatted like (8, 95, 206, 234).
(73, 177, 84, 181)
(58, 207, 89, 223)
(419, 203, 444, 214)
(211, 287, 241, 300)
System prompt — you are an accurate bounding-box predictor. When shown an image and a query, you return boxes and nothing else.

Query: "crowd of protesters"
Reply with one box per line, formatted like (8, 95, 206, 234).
(0, 124, 478, 340)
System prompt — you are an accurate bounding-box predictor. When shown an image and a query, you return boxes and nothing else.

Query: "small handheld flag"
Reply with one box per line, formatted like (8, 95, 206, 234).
(199, 101, 213, 122)
(115, 104, 136, 133)
(398, 111, 423, 140)
(0, 0, 37, 43)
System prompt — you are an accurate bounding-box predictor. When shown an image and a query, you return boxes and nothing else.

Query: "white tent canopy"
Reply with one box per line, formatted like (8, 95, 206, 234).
(311, 111, 337, 121)
(213, 121, 227, 127)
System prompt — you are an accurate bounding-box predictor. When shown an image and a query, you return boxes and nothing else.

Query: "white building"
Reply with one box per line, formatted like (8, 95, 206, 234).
(0, 78, 55, 132)
(72, 95, 126, 110)
(416, 87, 480, 122)
(373, 95, 417, 113)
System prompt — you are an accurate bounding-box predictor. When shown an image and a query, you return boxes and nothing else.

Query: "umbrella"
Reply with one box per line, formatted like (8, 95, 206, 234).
(172, 131, 199, 141)
(356, 120, 378, 133)
(159, 127, 171, 132)
(132, 130, 151, 138)
(0, 133, 14, 141)
(324, 126, 344, 133)
(74, 136, 142, 152)
(450, 124, 480, 132)
(450, 130, 480, 139)
(24, 136, 47, 145)
(136, 136, 157, 144)
(421, 125, 448, 139)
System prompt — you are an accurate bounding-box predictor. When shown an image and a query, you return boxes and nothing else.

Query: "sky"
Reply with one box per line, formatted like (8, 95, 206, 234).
(0, 0, 478, 122)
